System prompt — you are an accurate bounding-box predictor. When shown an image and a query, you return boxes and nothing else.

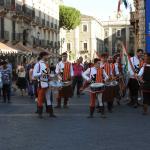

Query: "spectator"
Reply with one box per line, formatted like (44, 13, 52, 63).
(16, 63, 27, 96)
(72, 59, 84, 97)
(1, 60, 11, 103)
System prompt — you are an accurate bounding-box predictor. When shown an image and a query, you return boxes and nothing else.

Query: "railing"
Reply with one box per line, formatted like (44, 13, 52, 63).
(22, 4, 33, 18)
(0, 30, 9, 41)
(12, 33, 22, 42)
(35, 17, 42, 25)
(4, 31, 9, 41)
(41, 40, 47, 47)
(0, 0, 4, 6)
(0, 0, 15, 10)
(33, 37, 39, 47)
(54, 24, 57, 30)
(32, 9, 35, 18)
(51, 23, 53, 28)
(46, 21, 49, 27)
(80, 50, 88, 54)
(42, 19, 45, 26)
(54, 42, 57, 48)
(16, 3, 22, 14)
(50, 41, 53, 48)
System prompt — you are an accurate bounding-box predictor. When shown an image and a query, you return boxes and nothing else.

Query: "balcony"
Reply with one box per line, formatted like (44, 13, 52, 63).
(51, 23, 54, 29)
(0, 31, 10, 42)
(33, 37, 39, 47)
(35, 17, 42, 27)
(54, 24, 57, 30)
(79, 50, 88, 54)
(15, 3, 22, 15)
(22, 4, 33, 21)
(50, 41, 54, 48)
(54, 42, 57, 49)
(42, 19, 47, 30)
(47, 40, 50, 47)
(46, 21, 50, 29)
(41, 40, 47, 48)
(0, 0, 15, 10)
(12, 33, 22, 44)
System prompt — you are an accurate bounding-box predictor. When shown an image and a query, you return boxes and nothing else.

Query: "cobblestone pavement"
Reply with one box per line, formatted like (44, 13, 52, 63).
(0, 92, 150, 150)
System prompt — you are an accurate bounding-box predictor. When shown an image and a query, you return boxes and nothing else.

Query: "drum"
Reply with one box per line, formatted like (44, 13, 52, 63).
(58, 81, 73, 98)
(103, 81, 118, 102)
(63, 81, 72, 87)
(49, 81, 63, 88)
(90, 83, 105, 92)
(105, 81, 118, 87)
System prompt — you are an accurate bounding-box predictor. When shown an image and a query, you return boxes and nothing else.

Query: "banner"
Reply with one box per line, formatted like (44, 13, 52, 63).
(145, 0, 150, 53)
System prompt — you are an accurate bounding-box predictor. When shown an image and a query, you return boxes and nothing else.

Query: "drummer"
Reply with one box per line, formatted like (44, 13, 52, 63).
(100, 54, 112, 76)
(99, 54, 115, 112)
(55, 52, 74, 108)
(82, 58, 109, 118)
(33, 52, 56, 118)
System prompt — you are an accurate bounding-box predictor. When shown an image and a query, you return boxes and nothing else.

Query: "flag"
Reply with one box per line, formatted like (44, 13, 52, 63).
(121, 44, 131, 85)
(117, 0, 128, 13)
(123, 0, 128, 9)
(121, 44, 130, 74)
(118, 0, 122, 13)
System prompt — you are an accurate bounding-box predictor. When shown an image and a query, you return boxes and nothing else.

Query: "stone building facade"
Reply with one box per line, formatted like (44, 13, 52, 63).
(130, 0, 145, 51)
(0, 0, 61, 64)
(64, 15, 104, 62)
(103, 13, 134, 55)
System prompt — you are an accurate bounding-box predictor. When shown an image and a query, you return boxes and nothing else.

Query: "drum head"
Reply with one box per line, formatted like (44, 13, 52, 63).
(90, 83, 104, 88)
(49, 81, 63, 87)
(106, 81, 118, 87)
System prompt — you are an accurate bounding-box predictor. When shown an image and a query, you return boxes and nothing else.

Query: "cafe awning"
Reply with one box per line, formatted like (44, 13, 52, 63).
(0, 42, 18, 54)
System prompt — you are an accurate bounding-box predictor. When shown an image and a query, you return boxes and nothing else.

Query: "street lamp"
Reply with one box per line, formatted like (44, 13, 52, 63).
(60, 38, 65, 54)
(37, 32, 40, 46)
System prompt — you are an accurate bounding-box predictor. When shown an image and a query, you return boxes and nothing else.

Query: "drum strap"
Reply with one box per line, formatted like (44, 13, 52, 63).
(63, 62, 71, 81)
(96, 68, 103, 83)
(104, 63, 111, 76)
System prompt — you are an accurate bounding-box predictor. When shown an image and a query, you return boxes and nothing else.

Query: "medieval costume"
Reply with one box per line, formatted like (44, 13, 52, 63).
(128, 50, 143, 108)
(138, 54, 150, 115)
(55, 53, 74, 108)
(33, 52, 56, 118)
(82, 58, 108, 118)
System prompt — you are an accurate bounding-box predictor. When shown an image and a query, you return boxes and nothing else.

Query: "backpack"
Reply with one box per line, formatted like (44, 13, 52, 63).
(0, 72, 3, 88)
(2, 69, 10, 85)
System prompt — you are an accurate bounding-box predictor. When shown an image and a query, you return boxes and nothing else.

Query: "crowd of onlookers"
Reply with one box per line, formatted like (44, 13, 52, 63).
(0, 57, 93, 103)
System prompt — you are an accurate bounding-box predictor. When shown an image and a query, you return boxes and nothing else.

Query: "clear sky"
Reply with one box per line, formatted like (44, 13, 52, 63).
(63, 0, 134, 20)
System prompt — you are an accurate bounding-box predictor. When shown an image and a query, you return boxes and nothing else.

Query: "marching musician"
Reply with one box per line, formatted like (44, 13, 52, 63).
(138, 53, 150, 115)
(82, 58, 109, 118)
(100, 54, 115, 112)
(33, 52, 56, 118)
(55, 52, 74, 108)
(128, 49, 144, 108)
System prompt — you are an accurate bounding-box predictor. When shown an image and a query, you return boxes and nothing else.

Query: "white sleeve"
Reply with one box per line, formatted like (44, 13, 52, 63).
(55, 63, 60, 74)
(33, 63, 42, 78)
(82, 68, 90, 81)
(70, 64, 74, 77)
(138, 67, 144, 77)
(103, 69, 109, 81)
(128, 57, 134, 75)
(115, 64, 119, 75)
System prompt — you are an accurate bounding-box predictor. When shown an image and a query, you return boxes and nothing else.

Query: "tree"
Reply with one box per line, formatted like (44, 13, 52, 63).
(59, 5, 81, 30)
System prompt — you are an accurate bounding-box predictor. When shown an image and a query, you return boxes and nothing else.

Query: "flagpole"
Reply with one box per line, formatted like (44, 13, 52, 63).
(122, 44, 141, 86)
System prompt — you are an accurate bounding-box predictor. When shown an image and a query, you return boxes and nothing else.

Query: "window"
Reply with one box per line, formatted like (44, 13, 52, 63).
(67, 43, 71, 51)
(116, 29, 121, 37)
(130, 29, 134, 37)
(83, 42, 88, 50)
(105, 30, 108, 37)
(83, 24, 88, 32)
